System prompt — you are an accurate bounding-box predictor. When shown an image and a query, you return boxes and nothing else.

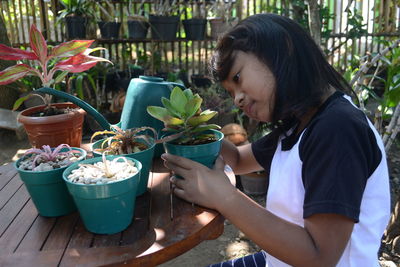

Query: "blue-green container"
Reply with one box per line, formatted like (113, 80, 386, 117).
(63, 156, 142, 234)
(14, 147, 87, 217)
(163, 130, 224, 169)
(91, 137, 155, 196)
(121, 76, 186, 157)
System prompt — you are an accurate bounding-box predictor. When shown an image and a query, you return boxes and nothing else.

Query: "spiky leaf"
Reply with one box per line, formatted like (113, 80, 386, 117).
(0, 44, 37, 60)
(51, 40, 94, 58)
(0, 64, 35, 85)
(30, 24, 47, 65)
(53, 54, 112, 73)
(183, 88, 194, 99)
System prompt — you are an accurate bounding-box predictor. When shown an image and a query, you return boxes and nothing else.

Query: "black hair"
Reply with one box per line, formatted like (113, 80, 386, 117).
(210, 13, 353, 126)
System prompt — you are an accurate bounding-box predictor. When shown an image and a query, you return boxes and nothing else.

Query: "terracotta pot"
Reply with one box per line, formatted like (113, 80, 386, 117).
(17, 103, 86, 148)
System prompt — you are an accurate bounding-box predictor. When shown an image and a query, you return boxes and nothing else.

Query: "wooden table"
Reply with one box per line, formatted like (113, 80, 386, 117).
(0, 159, 227, 266)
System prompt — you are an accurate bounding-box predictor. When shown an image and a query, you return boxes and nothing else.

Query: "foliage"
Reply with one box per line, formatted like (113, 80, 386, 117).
(58, 0, 96, 19)
(192, 82, 235, 116)
(152, 0, 180, 16)
(147, 86, 221, 145)
(91, 125, 157, 155)
(0, 24, 111, 109)
(20, 144, 83, 170)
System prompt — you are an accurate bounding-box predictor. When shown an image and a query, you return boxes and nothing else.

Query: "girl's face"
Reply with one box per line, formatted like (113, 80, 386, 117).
(221, 51, 276, 122)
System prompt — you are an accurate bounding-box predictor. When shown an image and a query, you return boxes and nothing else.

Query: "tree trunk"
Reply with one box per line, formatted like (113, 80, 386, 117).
(383, 195, 400, 256)
(0, 14, 20, 110)
(306, 0, 321, 47)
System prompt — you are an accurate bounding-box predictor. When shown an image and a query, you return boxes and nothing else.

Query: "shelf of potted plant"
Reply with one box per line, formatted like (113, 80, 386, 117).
(0, 24, 112, 148)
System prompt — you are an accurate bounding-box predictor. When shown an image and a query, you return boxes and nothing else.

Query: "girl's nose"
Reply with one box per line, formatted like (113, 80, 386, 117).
(234, 92, 245, 108)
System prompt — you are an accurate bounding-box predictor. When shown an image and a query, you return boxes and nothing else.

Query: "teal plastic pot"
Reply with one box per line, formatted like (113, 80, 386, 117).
(163, 130, 224, 169)
(63, 156, 142, 234)
(91, 137, 155, 196)
(14, 147, 87, 217)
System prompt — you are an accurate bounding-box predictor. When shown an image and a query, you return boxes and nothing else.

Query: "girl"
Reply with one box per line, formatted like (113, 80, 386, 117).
(162, 13, 390, 267)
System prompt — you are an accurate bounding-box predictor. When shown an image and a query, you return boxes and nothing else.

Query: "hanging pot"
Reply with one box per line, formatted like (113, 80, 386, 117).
(98, 21, 121, 39)
(128, 19, 149, 39)
(149, 15, 179, 41)
(182, 18, 207, 40)
(65, 16, 87, 39)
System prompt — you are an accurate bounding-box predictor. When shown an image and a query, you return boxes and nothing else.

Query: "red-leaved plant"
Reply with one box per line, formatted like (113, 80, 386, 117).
(0, 24, 111, 109)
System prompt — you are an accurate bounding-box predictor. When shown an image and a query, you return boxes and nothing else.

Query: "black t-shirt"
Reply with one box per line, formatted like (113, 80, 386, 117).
(252, 91, 382, 221)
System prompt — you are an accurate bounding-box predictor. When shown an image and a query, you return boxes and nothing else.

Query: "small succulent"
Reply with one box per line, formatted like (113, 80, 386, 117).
(19, 144, 83, 171)
(91, 125, 157, 155)
(147, 86, 221, 145)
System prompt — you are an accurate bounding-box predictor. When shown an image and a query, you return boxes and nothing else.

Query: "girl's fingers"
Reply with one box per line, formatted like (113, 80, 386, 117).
(213, 156, 226, 171)
(172, 187, 189, 202)
(170, 175, 185, 188)
(161, 153, 199, 170)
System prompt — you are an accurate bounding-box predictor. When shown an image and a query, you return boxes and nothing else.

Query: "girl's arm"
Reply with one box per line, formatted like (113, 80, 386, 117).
(163, 154, 354, 267)
(220, 139, 264, 175)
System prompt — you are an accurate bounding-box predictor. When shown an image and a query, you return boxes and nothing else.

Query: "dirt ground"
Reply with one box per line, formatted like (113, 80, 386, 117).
(1, 128, 398, 267)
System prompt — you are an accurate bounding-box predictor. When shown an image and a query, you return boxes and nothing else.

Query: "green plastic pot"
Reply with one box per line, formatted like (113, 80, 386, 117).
(63, 156, 142, 234)
(163, 130, 224, 169)
(91, 137, 155, 196)
(14, 147, 87, 217)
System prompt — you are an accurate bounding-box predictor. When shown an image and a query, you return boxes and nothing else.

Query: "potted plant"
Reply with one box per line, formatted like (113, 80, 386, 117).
(147, 86, 223, 169)
(207, 0, 237, 40)
(95, 0, 121, 39)
(58, 0, 96, 39)
(127, 0, 149, 39)
(90, 125, 157, 196)
(182, 0, 208, 40)
(0, 24, 111, 148)
(149, 0, 180, 41)
(14, 144, 87, 217)
(63, 154, 142, 234)
(193, 82, 236, 127)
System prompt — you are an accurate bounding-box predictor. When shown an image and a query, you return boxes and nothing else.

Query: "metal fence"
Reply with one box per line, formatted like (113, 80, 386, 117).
(1, 0, 399, 77)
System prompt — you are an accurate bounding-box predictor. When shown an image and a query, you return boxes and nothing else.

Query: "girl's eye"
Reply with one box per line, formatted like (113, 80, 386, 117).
(233, 72, 240, 83)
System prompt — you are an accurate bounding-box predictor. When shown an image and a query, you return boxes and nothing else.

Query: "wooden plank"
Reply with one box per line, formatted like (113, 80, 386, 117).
(0, 200, 38, 253)
(92, 232, 122, 248)
(0, 250, 62, 267)
(0, 184, 30, 237)
(16, 215, 56, 252)
(0, 175, 23, 210)
(42, 212, 79, 250)
(0, 163, 17, 190)
(66, 218, 94, 249)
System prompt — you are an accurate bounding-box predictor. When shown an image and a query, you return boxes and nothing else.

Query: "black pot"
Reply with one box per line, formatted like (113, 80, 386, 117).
(127, 20, 149, 39)
(98, 21, 121, 39)
(65, 16, 86, 39)
(149, 15, 179, 41)
(182, 18, 207, 40)
(191, 74, 212, 88)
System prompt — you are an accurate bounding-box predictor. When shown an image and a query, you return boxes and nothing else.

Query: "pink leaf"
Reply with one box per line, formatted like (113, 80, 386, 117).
(0, 44, 38, 60)
(29, 24, 47, 64)
(51, 40, 94, 58)
(54, 54, 112, 73)
(0, 64, 35, 85)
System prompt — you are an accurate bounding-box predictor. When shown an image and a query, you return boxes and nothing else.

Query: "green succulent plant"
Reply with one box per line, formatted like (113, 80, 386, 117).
(147, 87, 221, 145)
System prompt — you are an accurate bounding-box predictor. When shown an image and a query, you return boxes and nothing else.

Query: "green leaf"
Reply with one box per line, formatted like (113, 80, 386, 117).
(185, 97, 202, 118)
(191, 124, 221, 133)
(183, 88, 194, 99)
(53, 71, 69, 84)
(12, 95, 30, 111)
(75, 75, 84, 99)
(170, 87, 187, 114)
(187, 110, 218, 126)
(161, 97, 181, 117)
(147, 106, 184, 126)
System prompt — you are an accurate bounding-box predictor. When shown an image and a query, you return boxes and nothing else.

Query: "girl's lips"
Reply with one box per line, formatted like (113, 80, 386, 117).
(244, 102, 255, 118)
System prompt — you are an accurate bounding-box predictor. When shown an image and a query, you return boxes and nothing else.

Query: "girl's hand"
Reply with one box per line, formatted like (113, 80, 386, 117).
(161, 153, 237, 210)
